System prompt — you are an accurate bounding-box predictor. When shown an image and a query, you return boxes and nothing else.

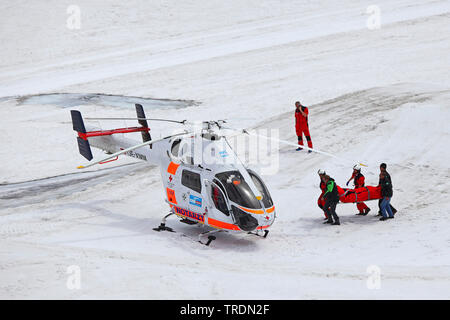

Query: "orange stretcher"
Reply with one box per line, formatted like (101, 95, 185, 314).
(339, 186, 382, 203)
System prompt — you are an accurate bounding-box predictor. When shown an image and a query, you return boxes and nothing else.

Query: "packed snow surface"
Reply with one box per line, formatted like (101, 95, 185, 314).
(1, 0, 449, 299)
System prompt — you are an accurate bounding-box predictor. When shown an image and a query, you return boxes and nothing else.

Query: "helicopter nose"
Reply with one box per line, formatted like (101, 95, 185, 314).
(261, 207, 275, 226)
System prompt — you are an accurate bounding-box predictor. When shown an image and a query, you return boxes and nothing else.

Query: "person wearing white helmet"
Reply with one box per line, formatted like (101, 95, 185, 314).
(317, 169, 328, 220)
(346, 164, 371, 215)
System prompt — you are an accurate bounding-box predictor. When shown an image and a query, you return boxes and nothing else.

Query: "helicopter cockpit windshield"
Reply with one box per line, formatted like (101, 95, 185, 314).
(248, 170, 273, 208)
(215, 171, 262, 209)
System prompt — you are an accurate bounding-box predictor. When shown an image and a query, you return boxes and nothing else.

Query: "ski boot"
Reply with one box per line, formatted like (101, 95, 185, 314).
(296, 147, 303, 151)
(362, 208, 371, 216)
(332, 219, 340, 225)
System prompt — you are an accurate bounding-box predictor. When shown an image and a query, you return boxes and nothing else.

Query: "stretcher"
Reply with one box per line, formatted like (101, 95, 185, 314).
(339, 185, 382, 203)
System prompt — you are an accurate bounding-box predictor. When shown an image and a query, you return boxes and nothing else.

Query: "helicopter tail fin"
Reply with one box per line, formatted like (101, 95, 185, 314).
(70, 110, 94, 161)
(135, 104, 152, 148)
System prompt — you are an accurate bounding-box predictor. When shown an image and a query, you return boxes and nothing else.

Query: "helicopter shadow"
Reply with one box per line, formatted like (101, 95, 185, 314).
(160, 218, 260, 252)
(52, 201, 259, 253)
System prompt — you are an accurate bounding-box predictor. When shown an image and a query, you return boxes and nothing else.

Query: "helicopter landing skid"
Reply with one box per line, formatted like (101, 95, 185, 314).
(198, 230, 222, 246)
(248, 230, 269, 238)
(153, 213, 175, 232)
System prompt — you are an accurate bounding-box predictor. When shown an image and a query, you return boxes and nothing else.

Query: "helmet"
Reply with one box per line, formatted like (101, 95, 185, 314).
(353, 164, 361, 171)
(318, 169, 326, 175)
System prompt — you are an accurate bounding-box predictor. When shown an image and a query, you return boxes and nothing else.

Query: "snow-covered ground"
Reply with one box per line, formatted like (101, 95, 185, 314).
(1, 0, 449, 299)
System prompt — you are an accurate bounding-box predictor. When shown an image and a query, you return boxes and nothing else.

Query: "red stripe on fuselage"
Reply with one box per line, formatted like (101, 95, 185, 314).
(78, 127, 150, 140)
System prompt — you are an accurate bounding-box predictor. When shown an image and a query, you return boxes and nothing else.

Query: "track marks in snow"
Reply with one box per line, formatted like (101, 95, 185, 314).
(0, 162, 153, 210)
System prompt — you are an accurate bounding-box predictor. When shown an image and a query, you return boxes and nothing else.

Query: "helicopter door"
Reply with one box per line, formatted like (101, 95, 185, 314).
(204, 179, 231, 216)
(180, 169, 204, 213)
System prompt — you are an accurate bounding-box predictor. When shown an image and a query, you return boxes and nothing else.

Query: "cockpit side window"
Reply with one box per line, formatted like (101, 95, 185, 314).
(211, 180, 229, 215)
(213, 178, 226, 195)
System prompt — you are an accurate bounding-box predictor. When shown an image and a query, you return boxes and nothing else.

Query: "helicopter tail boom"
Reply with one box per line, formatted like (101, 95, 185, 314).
(70, 108, 151, 161)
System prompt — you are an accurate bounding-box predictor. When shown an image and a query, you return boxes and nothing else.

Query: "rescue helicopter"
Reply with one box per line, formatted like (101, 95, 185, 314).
(70, 104, 276, 246)
(71, 104, 367, 245)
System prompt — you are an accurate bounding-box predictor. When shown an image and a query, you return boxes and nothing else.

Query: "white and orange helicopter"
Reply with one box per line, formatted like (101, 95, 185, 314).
(71, 104, 364, 245)
(71, 104, 277, 246)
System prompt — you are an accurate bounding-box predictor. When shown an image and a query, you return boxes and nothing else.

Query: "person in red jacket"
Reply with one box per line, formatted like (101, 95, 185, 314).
(317, 169, 328, 220)
(346, 164, 371, 215)
(295, 101, 313, 152)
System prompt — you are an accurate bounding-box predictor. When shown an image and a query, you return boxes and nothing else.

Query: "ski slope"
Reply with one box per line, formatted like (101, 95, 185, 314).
(1, 0, 450, 299)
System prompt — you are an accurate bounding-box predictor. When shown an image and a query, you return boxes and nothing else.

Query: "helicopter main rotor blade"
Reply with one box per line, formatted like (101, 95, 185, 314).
(84, 117, 188, 125)
(77, 131, 192, 169)
(252, 132, 368, 167)
(224, 127, 367, 167)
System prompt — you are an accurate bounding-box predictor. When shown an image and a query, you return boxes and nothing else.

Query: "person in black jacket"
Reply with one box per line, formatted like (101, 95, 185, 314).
(379, 171, 394, 221)
(377, 163, 397, 216)
(322, 175, 340, 225)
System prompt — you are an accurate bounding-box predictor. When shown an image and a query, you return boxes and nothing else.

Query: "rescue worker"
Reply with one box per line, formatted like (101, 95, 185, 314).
(317, 169, 328, 220)
(346, 164, 371, 215)
(377, 163, 397, 216)
(294, 101, 313, 153)
(379, 171, 394, 221)
(322, 174, 340, 225)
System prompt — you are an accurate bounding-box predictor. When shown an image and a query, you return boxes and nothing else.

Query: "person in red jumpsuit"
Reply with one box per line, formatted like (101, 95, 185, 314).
(346, 164, 371, 215)
(317, 169, 328, 220)
(295, 101, 313, 152)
